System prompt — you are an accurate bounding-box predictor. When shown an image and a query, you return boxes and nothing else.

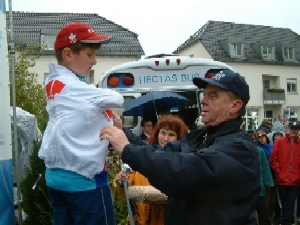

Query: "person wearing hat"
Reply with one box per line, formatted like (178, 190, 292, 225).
(257, 131, 273, 163)
(257, 119, 272, 134)
(246, 130, 274, 225)
(100, 69, 260, 225)
(270, 122, 300, 225)
(38, 22, 124, 225)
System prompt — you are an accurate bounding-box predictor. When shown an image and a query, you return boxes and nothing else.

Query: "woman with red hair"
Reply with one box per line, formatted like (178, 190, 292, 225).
(113, 114, 189, 225)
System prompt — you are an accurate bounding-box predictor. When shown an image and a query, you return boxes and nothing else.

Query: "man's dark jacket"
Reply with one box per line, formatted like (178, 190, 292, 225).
(122, 118, 260, 225)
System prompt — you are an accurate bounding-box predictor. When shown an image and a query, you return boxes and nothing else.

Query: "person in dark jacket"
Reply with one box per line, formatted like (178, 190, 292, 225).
(140, 118, 153, 141)
(100, 69, 260, 225)
(257, 119, 272, 134)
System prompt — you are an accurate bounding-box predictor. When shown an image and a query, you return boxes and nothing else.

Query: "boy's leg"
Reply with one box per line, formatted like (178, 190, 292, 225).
(47, 187, 74, 225)
(71, 186, 116, 225)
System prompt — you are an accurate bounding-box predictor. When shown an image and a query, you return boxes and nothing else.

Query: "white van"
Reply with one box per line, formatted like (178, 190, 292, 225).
(98, 55, 233, 134)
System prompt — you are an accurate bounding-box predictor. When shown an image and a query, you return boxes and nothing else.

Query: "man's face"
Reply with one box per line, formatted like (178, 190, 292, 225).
(200, 84, 240, 126)
(288, 127, 299, 138)
(142, 121, 153, 135)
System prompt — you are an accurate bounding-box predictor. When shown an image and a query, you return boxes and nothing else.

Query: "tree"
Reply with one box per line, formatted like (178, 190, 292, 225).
(10, 43, 51, 224)
(9, 43, 48, 131)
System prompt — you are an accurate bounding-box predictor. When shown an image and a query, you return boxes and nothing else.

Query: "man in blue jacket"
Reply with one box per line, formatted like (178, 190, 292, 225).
(101, 69, 260, 225)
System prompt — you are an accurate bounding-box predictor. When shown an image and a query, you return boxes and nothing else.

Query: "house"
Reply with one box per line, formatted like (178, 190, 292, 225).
(6, 12, 145, 84)
(173, 20, 300, 130)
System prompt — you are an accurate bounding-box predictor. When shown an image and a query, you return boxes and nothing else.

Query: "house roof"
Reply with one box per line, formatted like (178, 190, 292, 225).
(6, 12, 145, 56)
(173, 20, 300, 65)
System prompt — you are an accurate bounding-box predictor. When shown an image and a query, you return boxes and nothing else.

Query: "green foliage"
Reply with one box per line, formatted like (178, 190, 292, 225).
(107, 151, 129, 225)
(266, 88, 285, 92)
(9, 43, 48, 131)
(20, 140, 53, 225)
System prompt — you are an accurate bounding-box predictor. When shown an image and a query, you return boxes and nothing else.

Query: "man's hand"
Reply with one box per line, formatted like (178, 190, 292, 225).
(100, 126, 130, 155)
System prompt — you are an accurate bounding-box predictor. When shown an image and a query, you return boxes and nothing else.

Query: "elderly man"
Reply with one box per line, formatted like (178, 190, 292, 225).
(270, 122, 300, 225)
(100, 69, 260, 225)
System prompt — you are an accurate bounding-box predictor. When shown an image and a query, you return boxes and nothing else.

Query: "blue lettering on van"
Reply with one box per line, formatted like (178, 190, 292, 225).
(181, 73, 200, 82)
(138, 73, 200, 84)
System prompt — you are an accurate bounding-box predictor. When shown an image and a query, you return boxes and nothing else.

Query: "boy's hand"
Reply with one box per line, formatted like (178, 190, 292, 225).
(112, 112, 122, 129)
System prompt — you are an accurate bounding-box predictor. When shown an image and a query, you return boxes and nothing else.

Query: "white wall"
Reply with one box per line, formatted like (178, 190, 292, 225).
(176, 42, 213, 59)
(218, 62, 300, 121)
(28, 55, 140, 84)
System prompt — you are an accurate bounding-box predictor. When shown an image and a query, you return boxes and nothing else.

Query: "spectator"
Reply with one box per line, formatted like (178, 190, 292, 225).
(270, 122, 300, 225)
(257, 119, 272, 134)
(257, 131, 273, 163)
(140, 118, 153, 141)
(101, 69, 260, 225)
(247, 130, 274, 225)
(267, 120, 285, 144)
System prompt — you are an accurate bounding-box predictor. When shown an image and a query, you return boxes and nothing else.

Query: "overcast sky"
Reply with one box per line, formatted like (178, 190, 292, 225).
(5, 0, 300, 56)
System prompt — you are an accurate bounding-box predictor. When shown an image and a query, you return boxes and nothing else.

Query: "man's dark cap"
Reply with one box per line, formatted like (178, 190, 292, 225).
(193, 69, 250, 105)
(288, 122, 300, 129)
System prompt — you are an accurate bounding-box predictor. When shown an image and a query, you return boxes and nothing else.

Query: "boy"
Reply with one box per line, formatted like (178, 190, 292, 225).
(39, 22, 123, 225)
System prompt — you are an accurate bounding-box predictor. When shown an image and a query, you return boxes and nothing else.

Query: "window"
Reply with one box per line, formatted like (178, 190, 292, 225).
(282, 47, 295, 60)
(287, 78, 297, 94)
(41, 34, 56, 50)
(242, 109, 259, 130)
(229, 43, 244, 57)
(261, 46, 275, 59)
(265, 110, 273, 118)
(290, 109, 298, 118)
(263, 80, 270, 90)
(112, 96, 138, 128)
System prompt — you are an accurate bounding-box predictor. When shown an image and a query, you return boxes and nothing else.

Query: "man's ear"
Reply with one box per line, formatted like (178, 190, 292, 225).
(230, 99, 243, 115)
(62, 47, 72, 62)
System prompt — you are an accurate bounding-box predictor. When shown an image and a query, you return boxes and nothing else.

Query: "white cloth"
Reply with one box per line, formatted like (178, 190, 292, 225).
(39, 63, 124, 179)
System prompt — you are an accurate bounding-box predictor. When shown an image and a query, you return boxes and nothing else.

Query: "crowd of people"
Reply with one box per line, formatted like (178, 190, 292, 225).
(38, 21, 300, 225)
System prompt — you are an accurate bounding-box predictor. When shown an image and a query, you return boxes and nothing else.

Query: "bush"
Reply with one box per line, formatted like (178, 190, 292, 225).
(107, 151, 129, 225)
(20, 140, 53, 225)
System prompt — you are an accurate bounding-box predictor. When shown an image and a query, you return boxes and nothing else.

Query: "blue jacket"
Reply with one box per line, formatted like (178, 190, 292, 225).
(122, 118, 260, 225)
(258, 143, 273, 163)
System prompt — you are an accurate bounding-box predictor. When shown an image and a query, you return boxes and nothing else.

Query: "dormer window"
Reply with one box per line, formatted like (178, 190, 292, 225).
(229, 43, 244, 57)
(282, 47, 295, 61)
(219, 37, 245, 59)
(250, 41, 276, 61)
(261, 46, 275, 60)
(40, 29, 60, 50)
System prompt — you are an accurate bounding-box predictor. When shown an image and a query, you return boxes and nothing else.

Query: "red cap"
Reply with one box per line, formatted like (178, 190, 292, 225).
(54, 22, 111, 50)
(257, 131, 267, 137)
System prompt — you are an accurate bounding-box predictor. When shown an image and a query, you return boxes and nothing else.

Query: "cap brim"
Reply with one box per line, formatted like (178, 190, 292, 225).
(80, 36, 111, 44)
(289, 125, 300, 129)
(193, 77, 228, 90)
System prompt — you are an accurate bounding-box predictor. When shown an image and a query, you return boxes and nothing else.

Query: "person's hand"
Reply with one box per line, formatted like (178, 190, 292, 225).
(100, 126, 130, 155)
(112, 112, 122, 129)
(118, 171, 129, 183)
